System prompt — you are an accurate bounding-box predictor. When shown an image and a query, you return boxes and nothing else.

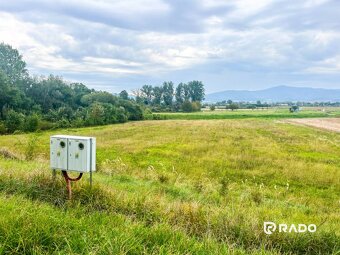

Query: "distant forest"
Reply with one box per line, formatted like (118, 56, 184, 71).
(0, 43, 205, 134)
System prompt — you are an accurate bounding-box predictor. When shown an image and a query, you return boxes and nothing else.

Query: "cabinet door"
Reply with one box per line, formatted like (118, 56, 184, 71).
(68, 139, 89, 172)
(50, 137, 68, 170)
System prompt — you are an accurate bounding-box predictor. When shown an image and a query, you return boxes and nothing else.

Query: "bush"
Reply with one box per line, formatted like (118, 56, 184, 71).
(22, 114, 40, 132)
(38, 120, 54, 130)
(0, 122, 6, 134)
(210, 105, 216, 111)
(182, 101, 201, 112)
(86, 102, 105, 125)
(181, 101, 193, 112)
(55, 118, 70, 128)
(116, 107, 128, 123)
(71, 117, 85, 128)
(122, 101, 144, 120)
(24, 134, 39, 160)
(227, 103, 239, 111)
(4, 110, 24, 133)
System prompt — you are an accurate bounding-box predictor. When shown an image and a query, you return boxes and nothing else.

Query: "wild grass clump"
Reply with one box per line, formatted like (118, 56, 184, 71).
(24, 134, 40, 160)
(219, 177, 229, 196)
(97, 157, 128, 175)
(0, 148, 20, 160)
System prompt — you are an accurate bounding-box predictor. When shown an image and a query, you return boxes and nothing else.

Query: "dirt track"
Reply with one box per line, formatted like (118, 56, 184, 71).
(286, 118, 340, 133)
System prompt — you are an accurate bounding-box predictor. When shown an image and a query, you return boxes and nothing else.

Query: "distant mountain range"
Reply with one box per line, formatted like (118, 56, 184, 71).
(205, 86, 340, 103)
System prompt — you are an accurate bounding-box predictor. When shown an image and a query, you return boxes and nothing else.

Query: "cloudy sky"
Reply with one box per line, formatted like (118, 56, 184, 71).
(0, 0, 339, 93)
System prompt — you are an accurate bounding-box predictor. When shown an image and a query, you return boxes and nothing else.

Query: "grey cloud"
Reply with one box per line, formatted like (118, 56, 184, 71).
(0, 0, 340, 92)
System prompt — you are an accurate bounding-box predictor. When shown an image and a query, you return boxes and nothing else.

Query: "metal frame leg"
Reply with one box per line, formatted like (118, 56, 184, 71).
(90, 170, 93, 187)
(52, 169, 56, 181)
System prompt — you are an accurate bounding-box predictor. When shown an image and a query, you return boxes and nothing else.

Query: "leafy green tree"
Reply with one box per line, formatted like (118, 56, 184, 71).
(162, 81, 174, 106)
(0, 43, 28, 85)
(116, 106, 128, 123)
(229, 103, 239, 111)
(119, 90, 129, 100)
(70, 82, 92, 106)
(80, 91, 116, 106)
(175, 83, 185, 104)
(86, 102, 105, 125)
(187, 80, 205, 102)
(152, 86, 163, 105)
(183, 83, 191, 101)
(289, 105, 299, 112)
(27, 75, 74, 112)
(0, 71, 11, 119)
(210, 105, 216, 111)
(141, 85, 153, 105)
(0, 70, 27, 118)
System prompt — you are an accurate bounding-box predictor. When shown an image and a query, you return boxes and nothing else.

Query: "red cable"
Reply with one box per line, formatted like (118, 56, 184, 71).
(62, 171, 83, 199)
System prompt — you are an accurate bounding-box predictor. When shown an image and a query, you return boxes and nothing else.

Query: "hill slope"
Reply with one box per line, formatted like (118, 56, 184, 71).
(205, 85, 340, 102)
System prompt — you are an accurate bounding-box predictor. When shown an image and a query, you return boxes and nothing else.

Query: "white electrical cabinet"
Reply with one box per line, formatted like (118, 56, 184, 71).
(50, 135, 96, 173)
(50, 136, 68, 170)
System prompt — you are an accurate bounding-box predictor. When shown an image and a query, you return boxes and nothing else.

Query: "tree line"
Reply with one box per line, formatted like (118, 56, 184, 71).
(0, 43, 206, 134)
(133, 81, 205, 112)
(0, 43, 146, 134)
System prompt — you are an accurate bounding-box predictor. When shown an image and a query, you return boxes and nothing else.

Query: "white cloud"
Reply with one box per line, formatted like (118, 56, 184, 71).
(304, 55, 340, 74)
(303, 0, 331, 8)
(0, 0, 340, 91)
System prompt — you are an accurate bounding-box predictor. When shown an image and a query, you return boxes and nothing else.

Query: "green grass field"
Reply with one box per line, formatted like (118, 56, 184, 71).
(0, 110, 339, 254)
(154, 107, 340, 120)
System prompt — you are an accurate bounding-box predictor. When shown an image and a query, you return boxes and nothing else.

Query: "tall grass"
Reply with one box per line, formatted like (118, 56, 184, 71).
(0, 118, 339, 254)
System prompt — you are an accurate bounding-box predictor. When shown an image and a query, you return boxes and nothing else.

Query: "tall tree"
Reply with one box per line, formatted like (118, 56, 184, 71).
(131, 89, 143, 104)
(0, 70, 26, 118)
(119, 90, 129, 100)
(141, 85, 153, 105)
(187, 80, 205, 102)
(70, 82, 92, 106)
(0, 43, 28, 85)
(152, 86, 163, 105)
(0, 71, 11, 118)
(183, 83, 191, 101)
(162, 81, 174, 106)
(175, 83, 185, 104)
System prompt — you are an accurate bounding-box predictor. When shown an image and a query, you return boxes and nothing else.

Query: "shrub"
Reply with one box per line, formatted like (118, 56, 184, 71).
(227, 103, 239, 111)
(117, 107, 128, 123)
(22, 114, 40, 132)
(192, 101, 201, 111)
(4, 110, 24, 133)
(38, 120, 54, 130)
(86, 102, 105, 125)
(210, 105, 216, 111)
(182, 101, 201, 112)
(24, 134, 39, 160)
(71, 117, 85, 128)
(55, 118, 70, 128)
(0, 122, 6, 134)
